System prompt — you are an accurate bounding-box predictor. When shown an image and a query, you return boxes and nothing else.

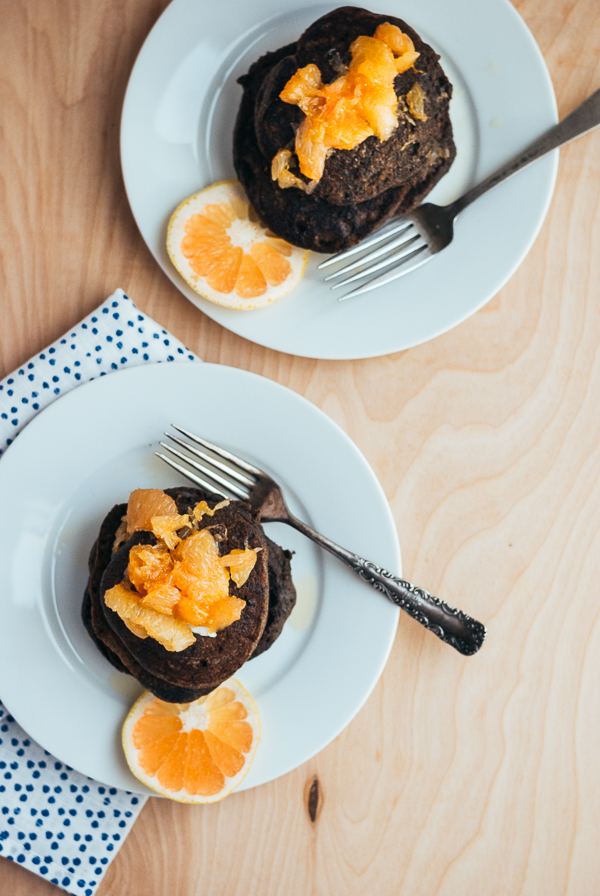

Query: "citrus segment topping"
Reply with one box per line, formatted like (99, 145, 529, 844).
(173, 530, 231, 599)
(173, 594, 209, 627)
(122, 680, 261, 802)
(205, 597, 246, 632)
(110, 491, 258, 646)
(167, 180, 309, 310)
(406, 82, 428, 121)
(104, 583, 196, 651)
(123, 619, 149, 639)
(192, 499, 230, 522)
(220, 548, 258, 587)
(276, 23, 420, 184)
(128, 544, 173, 591)
(374, 22, 420, 72)
(127, 489, 178, 534)
(150, 514, 191, 550)
(140, 581, 182, 615)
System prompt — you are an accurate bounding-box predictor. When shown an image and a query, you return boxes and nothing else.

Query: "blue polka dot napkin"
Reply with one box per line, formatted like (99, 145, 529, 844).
(0, 288, 197, 457)
(0, 700, 143, 895)
(0, 289, 200, 893)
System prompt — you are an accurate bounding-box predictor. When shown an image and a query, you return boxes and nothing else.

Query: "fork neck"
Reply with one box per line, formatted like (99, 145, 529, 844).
(280, 513, 360, 566)
(254, 481, 291, 524)
(448, 85, 600, 219)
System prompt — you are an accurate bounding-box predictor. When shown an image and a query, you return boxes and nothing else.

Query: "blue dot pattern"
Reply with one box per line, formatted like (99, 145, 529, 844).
(0, 290, 200, 893)
(0, 289, 199, 457)
(0, 700, 145, 895)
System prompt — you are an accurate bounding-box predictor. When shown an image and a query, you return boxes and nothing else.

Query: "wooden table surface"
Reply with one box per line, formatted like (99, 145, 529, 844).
(2, 1, 600, 893)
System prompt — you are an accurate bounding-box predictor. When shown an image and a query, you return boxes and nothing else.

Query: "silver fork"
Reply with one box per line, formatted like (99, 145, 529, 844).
(156, 424, 486, 656)
(319, 85, 600, 300)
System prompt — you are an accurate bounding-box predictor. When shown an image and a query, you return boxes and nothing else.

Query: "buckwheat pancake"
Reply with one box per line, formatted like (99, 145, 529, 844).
(233, 6, 455, 252)
(83, 487, 296, 701)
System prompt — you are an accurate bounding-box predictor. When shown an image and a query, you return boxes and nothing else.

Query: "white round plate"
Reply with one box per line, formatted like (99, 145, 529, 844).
(0, 363, 400, 794)
(121, 0, 558, 360)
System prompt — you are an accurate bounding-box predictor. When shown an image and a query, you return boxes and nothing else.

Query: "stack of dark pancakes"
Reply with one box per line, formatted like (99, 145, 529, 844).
(233, 6, 456, 253)
(82, 487, 296, 702)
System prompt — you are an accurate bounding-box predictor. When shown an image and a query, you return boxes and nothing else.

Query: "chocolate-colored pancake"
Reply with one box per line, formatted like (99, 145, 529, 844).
(252, 535, 296, 658)
(83, 495, 222, 701)
(233, 6, 455, 252)
(100, 500, 269, 691)
(83, 503, 129, 675)
(83, 487, 296, 701)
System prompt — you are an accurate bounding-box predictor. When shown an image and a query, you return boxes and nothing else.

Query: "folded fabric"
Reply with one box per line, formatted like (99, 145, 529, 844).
(0, 289, 200, 894)
(0, 289, 197, 457)
(0, 700, 142, 895)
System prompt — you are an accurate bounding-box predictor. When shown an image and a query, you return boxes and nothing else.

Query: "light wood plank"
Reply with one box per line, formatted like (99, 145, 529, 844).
(2, 1, 600, 894)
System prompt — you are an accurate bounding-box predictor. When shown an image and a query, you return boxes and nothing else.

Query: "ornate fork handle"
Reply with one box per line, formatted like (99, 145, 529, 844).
(287, 515, 486, 657)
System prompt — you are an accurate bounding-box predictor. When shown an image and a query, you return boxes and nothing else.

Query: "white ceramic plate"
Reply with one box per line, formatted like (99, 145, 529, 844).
(121, 0, 558, 360)
(0, 363, 400, 794)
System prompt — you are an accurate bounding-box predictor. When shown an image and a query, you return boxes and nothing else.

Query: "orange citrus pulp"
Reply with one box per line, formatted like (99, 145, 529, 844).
(104, 489, 258, 649)
(166, 181, 310, 309)
(181, 202, 291, 299)
(122, 681, 261, 802)
(275, 23, 420, 185)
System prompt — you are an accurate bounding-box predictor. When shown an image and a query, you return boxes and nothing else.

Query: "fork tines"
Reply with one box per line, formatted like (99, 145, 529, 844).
(156, 425, 256, 501)
(317, 217, 431, 300)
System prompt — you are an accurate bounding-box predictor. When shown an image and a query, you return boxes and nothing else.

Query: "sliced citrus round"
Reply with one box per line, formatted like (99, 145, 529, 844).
(166, 179, 309, 310)
(122, 679, 260, 802)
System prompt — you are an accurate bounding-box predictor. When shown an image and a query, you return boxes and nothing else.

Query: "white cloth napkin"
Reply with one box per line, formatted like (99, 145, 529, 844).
(0, 289, 199, 894)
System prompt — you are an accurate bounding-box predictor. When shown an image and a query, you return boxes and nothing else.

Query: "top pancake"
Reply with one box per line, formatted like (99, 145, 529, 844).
(100, 487, 268, 692)
(233, 6, 456, 253)
(82, 486, 297, 701)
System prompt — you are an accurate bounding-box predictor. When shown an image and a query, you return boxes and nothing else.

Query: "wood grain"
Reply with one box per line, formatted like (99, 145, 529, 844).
(2, 0, 600, 893)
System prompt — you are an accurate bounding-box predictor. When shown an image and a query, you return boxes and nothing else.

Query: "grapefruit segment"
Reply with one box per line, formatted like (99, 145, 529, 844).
(127, 489, 178, 534)
(235, 252, 267, 298)
(250, 241, 292, 287)
(104, 583, 196, 652)
(185, 730, 225, 796)
(208, 718, 254, 754)
(156, 733, 189, 792)
(204, 729, 245, 777)
(220, 548, 258, 587)
(132, 714, 181, 749)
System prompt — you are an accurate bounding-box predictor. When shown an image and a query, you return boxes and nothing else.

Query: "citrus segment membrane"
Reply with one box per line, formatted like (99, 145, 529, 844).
(167, 180, 309, 310)
(122, 680, 261, 802)
(220, 548, 260, 587)
(104, 584, 196, 652)
(127, 488, 178, 534)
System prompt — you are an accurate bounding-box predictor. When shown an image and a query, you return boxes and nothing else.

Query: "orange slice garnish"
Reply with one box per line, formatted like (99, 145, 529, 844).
(167, 180, 309, 309)
(122, 680, 261, 802)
